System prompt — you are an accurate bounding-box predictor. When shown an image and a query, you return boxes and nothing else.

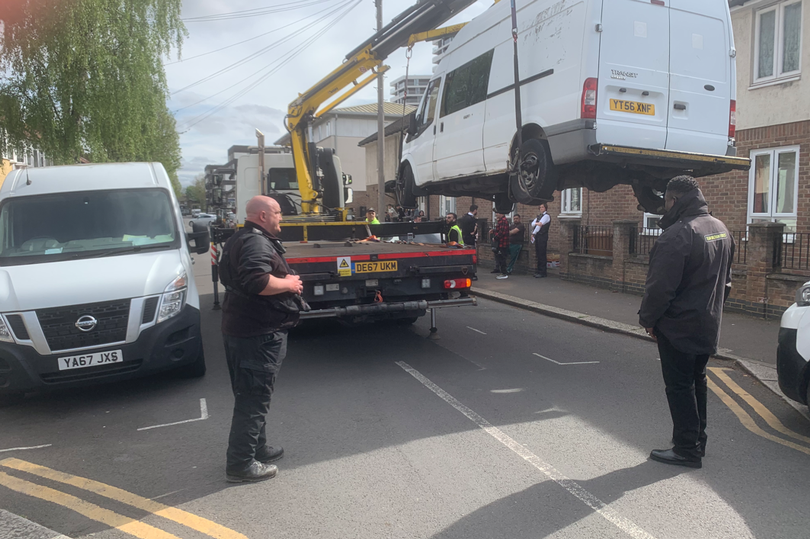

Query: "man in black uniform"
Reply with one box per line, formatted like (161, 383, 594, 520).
(219, 196, 304, 483)
(639, 176, 734, 469)
(531, 204, 550, 278)
(457, 204, 478, 248)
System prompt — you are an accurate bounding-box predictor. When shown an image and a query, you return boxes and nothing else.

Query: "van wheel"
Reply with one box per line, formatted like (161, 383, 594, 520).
(511, 138, 555, 202)
(176, 346, 206, 378)
(493, 193, 516, 214)
(633, 184, 666, 215)
(395, 166, 417, 208)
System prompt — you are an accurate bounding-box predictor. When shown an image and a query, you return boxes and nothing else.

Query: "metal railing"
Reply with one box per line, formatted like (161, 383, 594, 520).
(631, 228, 662, 257)
(573, 225, 613, 256)
(782, 233, 810, 270)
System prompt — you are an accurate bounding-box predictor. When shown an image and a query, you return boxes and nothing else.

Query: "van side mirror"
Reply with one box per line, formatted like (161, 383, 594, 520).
(187, 223, 210, 255)
(408, 114, 418, 137)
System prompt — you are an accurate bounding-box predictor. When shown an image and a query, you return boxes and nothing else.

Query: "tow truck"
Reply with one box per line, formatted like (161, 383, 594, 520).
(211, 0, 480, 330)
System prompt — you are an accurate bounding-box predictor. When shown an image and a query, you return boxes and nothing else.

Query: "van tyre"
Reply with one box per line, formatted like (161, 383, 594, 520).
(493, 193, 515, 214)
(176, 346, 206, 378)
(511, 138, 555, 202)
(395, 166, 417, 208)
(633, 184, 666, 215)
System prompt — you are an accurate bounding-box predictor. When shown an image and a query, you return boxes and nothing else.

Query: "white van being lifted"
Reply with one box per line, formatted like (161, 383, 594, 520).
(0, 163, 210, 402)
(397, 0, 750, 213)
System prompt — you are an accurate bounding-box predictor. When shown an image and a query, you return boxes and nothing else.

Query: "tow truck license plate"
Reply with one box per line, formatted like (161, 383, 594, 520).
(354, 261, 398, 273)
(58, 350, 123, 371)
(610, 99, 655, 116)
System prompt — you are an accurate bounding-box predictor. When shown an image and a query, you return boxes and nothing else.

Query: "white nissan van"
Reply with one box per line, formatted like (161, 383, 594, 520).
(398, 0, 750, 213)
(0, 163, 210, 402)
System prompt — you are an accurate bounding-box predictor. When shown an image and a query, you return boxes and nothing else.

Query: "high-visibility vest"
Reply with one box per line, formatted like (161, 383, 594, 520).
(449, 224, 464, 246)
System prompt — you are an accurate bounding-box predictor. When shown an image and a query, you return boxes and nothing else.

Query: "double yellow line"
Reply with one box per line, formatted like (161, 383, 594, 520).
(707, 367, 810, 456)
(0, 458, 247, 539)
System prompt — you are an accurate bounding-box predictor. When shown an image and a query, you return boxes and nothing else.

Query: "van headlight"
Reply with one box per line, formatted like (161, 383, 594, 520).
(797, 284, 810, 307)
(158, 271, 188, 323)
(0, 316, 13, 343)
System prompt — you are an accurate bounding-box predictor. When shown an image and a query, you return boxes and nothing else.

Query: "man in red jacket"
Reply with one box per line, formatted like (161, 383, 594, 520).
(493, 211, 510, 279)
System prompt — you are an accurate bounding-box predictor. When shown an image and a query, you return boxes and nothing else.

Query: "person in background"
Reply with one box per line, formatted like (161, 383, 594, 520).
(458, 204, 478, 248)
(493, 211, 510, 279)
(386, 204, 396, 222)
(445, 213, 464, 246)
(506, 214, 525, 274)
(365, 208, 380, 225)
(531, 204, 550, 278)
(639, 176, 734, 469)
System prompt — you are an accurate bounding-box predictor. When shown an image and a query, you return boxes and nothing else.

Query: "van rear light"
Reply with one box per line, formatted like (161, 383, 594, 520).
(443, 278, 472, 289)
(582, 78, 598, 119)
(729, 100, 737, 139)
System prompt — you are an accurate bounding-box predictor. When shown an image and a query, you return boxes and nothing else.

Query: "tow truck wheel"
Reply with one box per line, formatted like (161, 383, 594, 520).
(175, 346, 206, 378)
(511, 138, 555, 202)
(395, 165, 417, 208)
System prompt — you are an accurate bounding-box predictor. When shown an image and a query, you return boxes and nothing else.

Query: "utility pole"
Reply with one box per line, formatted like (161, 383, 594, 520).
(256, 128, 266, 195)
(376, 0, 386, 214)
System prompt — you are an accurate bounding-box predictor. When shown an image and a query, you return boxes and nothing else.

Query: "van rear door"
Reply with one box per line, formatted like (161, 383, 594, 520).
(666, 0, 731, 155)
(597, 0, 669, 150)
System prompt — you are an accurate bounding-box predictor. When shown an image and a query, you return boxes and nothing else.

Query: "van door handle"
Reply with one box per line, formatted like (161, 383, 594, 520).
(463, 114, 471, 119)
(440, 122, 444, 133)
(433, 125, 436, 135)
(674, 104, 686, 110)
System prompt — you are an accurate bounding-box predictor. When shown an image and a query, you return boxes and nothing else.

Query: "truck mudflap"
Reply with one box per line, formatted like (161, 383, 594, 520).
(299, 297, 476, 320)
(588, 144, 750, 174)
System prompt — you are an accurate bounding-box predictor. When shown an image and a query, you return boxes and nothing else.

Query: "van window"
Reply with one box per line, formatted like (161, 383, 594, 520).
(417, 78, 441, 131)
(0, 188, 179, 266)
(440, 50, 494, 117)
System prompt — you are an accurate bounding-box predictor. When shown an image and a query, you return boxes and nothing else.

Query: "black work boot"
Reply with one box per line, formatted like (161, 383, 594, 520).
(226, 461, 278, 483)
(650, 448, 702, 469)
(255, 445, 284, 464)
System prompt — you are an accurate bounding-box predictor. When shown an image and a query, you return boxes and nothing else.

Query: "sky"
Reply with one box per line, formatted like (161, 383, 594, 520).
(165, 0, 492, 188)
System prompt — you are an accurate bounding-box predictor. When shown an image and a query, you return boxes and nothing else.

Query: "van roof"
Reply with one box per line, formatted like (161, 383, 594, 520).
(0, 162, 170, 198)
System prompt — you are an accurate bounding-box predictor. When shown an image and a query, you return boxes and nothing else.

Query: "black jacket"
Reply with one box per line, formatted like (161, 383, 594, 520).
(638, 189, 734, 355)
(457, 213, 477, 246)
(219, 221, 300, 337)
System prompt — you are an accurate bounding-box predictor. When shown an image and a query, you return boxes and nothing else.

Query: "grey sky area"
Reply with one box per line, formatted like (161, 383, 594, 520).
(166, 0, 490, 187)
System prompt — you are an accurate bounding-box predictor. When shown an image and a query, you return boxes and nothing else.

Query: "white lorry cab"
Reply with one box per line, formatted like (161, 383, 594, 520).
(0, 163, 210, 402)
(398, 0, 750, 213)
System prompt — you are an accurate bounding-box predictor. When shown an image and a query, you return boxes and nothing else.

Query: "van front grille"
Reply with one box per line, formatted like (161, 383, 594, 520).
(37, 300, 130, 352)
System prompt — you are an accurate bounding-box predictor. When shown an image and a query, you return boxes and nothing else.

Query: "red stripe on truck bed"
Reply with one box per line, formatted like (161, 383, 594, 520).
(286, 249, 475, 264)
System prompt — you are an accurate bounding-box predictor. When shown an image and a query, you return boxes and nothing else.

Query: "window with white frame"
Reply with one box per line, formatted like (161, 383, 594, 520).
(754, 0, 802, 85)
(560, 188, 582, 215)
(748, 145, 800, 233)
(440, 195, 456, 216)
(642, 212, 663, 235)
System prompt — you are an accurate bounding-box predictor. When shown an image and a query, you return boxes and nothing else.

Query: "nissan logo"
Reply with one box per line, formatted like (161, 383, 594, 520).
(75, 315, 98, 332)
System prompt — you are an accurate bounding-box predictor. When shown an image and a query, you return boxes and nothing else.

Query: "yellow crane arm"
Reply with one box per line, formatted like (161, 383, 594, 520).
(407, 23, 467, 49)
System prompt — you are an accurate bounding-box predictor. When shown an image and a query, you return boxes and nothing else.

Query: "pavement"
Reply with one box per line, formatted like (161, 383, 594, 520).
(471, 267, 810, 421)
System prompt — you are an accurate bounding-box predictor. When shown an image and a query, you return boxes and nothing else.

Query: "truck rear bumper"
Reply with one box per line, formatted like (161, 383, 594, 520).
(299, 297, 476, 320)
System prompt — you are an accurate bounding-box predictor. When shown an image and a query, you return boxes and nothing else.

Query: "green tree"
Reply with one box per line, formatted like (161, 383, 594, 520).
(0, 0, 186, 195)
(185, 174, 206, 208)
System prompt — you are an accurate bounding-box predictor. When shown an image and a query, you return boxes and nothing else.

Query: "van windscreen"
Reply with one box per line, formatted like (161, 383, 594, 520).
(0, 188, 179, 266)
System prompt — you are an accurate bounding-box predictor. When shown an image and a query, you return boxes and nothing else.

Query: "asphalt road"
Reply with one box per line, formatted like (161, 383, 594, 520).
(1, 256, 809, 539)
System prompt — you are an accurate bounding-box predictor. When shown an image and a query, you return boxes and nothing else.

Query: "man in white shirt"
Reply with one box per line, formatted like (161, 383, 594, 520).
(531, 204, 551, 278)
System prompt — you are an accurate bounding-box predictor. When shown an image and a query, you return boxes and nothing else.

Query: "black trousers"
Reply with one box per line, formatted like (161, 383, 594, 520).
(535, 237, 548, 276)
(656, 331, 709, 459)
(224, 331, 288, 471)
(494, 248, 508, 274)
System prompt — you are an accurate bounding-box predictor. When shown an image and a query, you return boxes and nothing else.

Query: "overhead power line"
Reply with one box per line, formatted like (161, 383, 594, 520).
(171, 0, 355, 95)
(182, 0, 339, 22)
(166, 2, 342, 65)
(177, 0, 362, 132)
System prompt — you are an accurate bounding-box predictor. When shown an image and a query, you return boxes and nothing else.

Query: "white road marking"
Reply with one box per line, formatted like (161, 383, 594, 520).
(0, 444, 52, 453)
(533, 352, 600, 365)
(395, 361, 657, 539)
(137, 398, 208, 431)
(466, 326, 487, 335)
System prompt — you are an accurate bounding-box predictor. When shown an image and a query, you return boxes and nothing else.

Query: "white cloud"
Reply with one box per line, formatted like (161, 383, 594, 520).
(166, 0, 492, 187)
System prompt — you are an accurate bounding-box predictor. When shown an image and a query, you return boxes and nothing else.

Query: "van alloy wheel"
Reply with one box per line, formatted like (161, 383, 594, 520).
(632, 184, 666, 215)
(511, 138, 555, 202)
